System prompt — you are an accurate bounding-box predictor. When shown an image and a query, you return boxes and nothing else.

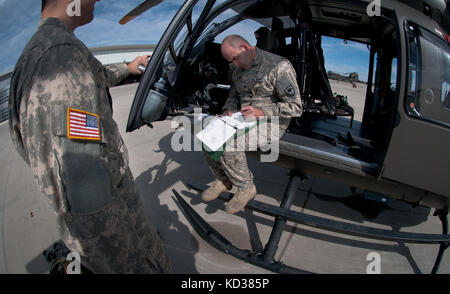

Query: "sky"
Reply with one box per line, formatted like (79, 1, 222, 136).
(322, 37, 371, 82)
(0, 0, 371, 81)
(0, 0, 184, 74)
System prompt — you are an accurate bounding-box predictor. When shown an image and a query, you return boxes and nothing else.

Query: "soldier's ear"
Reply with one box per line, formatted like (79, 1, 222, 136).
(242, 42, 253, 51)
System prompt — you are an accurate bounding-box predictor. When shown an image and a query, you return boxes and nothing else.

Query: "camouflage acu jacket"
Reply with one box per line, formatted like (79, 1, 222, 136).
(9, 17, 130, 215)
(223, 48, 303, 133)
(8, 18, 171, 273)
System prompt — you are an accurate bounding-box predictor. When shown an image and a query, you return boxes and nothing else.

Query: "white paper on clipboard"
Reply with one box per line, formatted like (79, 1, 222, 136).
(195, 117, 236, 151)
(219, 111, 257, 129)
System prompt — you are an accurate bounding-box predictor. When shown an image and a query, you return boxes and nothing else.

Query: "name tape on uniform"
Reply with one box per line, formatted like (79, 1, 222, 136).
(67, 107, 101, 141)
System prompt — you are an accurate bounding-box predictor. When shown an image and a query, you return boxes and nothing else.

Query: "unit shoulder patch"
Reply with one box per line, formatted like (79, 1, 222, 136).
(67, 108, 101, 141)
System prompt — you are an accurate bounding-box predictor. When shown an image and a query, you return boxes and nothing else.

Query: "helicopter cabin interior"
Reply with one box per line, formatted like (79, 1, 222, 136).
(162, 0, 401, 177)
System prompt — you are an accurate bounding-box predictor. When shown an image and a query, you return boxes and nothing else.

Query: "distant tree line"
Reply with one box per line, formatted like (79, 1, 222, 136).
(327, 71, 366, 84)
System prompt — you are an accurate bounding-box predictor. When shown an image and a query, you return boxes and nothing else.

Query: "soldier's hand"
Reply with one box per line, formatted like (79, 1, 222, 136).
(241, 106, 264, 120)
(221, 109, 233, 117)
(128, 55, 151, 75)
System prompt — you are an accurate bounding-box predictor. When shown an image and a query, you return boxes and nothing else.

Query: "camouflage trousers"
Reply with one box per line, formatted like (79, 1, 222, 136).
(61, 169, 172, 274)
(203, 119, 285, 190)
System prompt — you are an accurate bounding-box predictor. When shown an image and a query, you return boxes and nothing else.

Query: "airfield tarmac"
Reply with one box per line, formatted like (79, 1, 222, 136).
(0, 81, 448, 274)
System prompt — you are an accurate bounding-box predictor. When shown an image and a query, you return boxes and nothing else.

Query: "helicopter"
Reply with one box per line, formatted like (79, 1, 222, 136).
(120, 0, 450, 273)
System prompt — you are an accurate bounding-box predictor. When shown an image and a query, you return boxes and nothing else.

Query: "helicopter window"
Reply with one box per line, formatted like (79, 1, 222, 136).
(370, 52, 378, 94)
(162, 0, 214, 80)
(197, 3, 261, 46)
(409, 70, 417, 94)
(210, 0, 229, 11)
(214, 19, 261, 44)
(322, 36, 370, 122)
(170, 0, 212, 60)
(390, 58, 398, 91)
(443, 81, 450, 110)
(405, 21, 450, 127)
(405, 22, 422, 117)
(191, 0, 209, 26)
(173, 24, 189, 56)
(163, 49, 176, 74)
(442, 55, 450, 111)
(196, 7, 239, 45)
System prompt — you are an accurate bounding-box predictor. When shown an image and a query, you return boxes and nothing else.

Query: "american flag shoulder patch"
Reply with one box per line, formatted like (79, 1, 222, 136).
(67, 107, 101, 141)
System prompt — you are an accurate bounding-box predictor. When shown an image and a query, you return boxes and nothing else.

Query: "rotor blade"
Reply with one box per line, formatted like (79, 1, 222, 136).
(119, 0, 163, 25)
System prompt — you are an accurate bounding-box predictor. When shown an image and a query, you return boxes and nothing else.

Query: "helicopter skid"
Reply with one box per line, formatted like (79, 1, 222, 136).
(173, 172, 449, 274)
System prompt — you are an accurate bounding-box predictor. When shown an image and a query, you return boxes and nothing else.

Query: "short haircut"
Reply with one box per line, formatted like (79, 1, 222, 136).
(222, 35, 250, 49)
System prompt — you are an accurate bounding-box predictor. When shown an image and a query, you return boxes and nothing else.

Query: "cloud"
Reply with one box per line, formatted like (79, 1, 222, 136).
(346, 42, 370, 53)
(0, 0, 183, 73)
(76, 0, 181, 46)
(322, 37, 369, 53)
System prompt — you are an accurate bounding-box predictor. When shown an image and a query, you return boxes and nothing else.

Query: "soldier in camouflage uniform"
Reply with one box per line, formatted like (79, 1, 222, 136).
(8, 0, 172, 273)
(202, 35, 303, 214)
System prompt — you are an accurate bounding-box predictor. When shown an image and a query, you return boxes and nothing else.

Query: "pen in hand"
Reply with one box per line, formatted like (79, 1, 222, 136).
(240, 102, 252, 112)
(241, 102, 264, 120)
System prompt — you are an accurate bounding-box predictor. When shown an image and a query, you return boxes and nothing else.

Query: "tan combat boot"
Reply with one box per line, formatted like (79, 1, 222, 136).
(225, 184, 257, 214)
(202, 179, 233, 201)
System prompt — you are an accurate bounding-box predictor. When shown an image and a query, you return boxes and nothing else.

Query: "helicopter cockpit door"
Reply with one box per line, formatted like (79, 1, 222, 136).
(126, 0, 216, 132)
(382, 21, 450, 199)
